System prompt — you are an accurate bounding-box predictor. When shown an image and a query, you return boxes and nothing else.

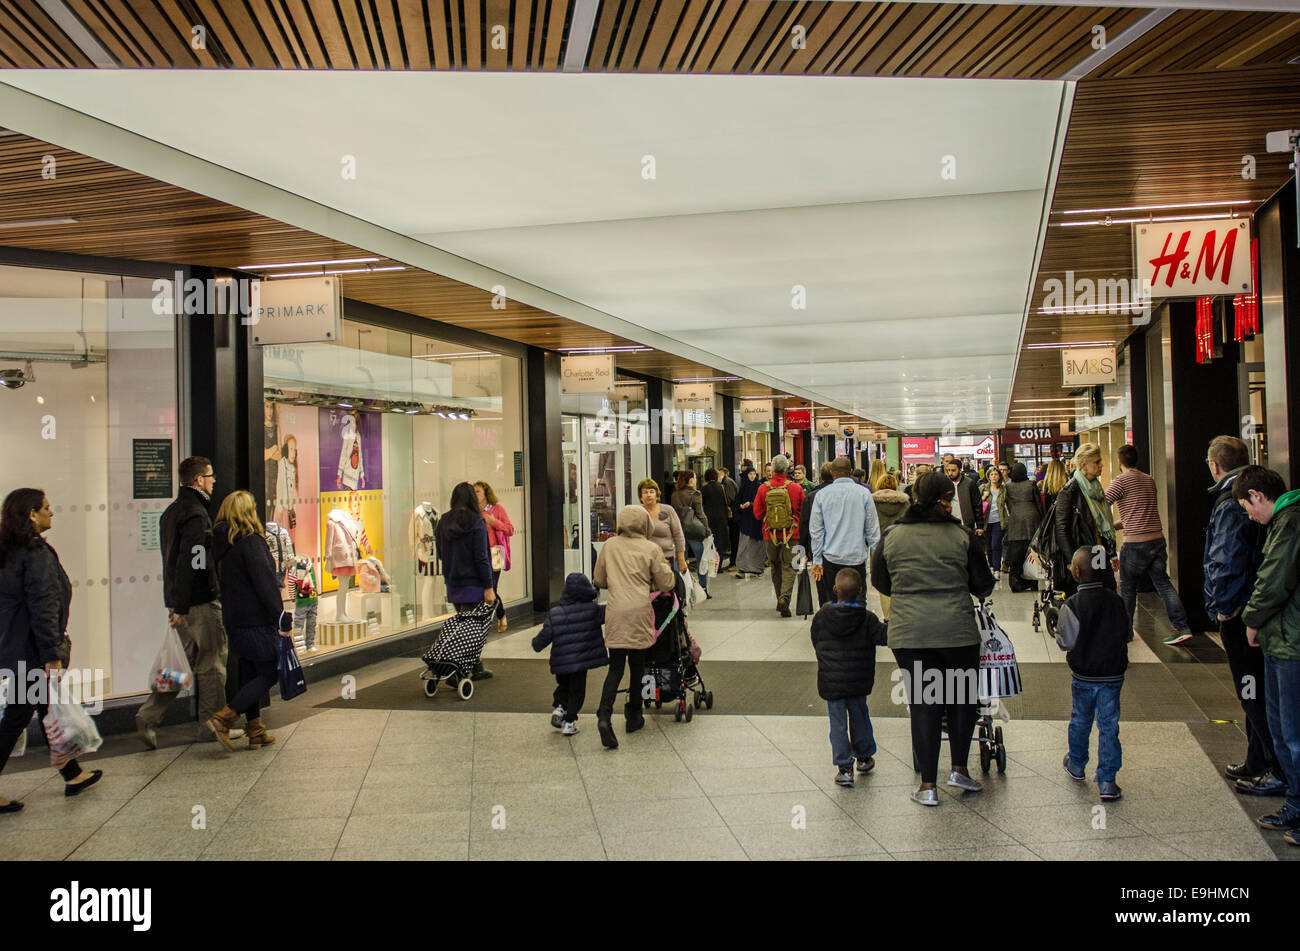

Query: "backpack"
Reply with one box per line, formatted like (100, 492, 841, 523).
(763, 484, 796, 546)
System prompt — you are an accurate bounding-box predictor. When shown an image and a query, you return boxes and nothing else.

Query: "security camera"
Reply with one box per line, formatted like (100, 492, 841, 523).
(1266, 129, 1300, 154)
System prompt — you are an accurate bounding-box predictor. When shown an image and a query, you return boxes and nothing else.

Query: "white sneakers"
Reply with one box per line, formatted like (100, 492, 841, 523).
(550, 706, 565, 729)
(561, 722, 579, 736)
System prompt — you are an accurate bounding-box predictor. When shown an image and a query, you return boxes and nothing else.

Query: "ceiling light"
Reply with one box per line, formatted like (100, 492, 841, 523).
(557, 346, 652, 354)
(1024, 342, 1114, 350)
(0, 217, 78, 229)
(458, 413, 470, 420)
(238, 257, 380, 270)
(267, 265, 406, 278)
(338, 401, 353, 408)
(1058, 212, 1237, 228)
(673, 376, 740, 383)
(1061, 200, 1253, 216)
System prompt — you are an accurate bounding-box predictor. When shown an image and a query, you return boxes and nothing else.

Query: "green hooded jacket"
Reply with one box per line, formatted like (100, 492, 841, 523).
(1242, 489, 1300, 661)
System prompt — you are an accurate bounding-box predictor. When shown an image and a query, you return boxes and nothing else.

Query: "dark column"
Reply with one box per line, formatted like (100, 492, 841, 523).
(1127, 334, 1150, 474)
(527, 349, 564, 613)
(720, 395, 736, 474)
(769, 429, 780, 459)
(1167, 300, 1241, 632)
(647, 381, 670, 492)
(1259, 179, 1300, 487)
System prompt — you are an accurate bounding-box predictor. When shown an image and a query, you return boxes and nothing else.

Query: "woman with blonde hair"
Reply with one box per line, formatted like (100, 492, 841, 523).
(868, 459, 887, 491)
(206, 490, 292, 751)
(1050, 444, 1118, 596)
(1042, 458, 1068, 513)
(475, 480, 514, 633)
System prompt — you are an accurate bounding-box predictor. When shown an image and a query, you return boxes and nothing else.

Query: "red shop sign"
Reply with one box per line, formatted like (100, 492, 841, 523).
(901, 436, 936, 461)
(784, 408, 812, 429)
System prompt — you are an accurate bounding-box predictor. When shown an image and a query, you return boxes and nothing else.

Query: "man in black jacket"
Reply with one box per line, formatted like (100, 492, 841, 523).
(943, 459, 985, 540)
(1203, 437, 1281, 795)
(135, 456, 230, 747)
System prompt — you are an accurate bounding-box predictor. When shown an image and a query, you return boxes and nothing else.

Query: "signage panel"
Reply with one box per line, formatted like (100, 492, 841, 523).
(250, 276, 341, 345)
(560, 354, 614, 393)
(740, 400, 773, 424)
(673, 382, 715, 410)
(1134, 219, 1252, 298)
(1062, 346, 1117, 386)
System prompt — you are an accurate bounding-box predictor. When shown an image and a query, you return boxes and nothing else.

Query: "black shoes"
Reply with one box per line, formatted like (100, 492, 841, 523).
(1225, 762, 1259, 781)
(0, 800, 23, 813)
(1257, 804, 1300, 831)
(597, 709, 618, 750)
(623, 704, 645, 734)
(1236, 768, 1287, 797)
(778, 601, 792, 618)
(65, 770, 103, 797)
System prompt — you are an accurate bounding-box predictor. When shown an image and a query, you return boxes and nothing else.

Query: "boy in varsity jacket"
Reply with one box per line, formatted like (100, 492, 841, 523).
(1055, 545, 1131, 802)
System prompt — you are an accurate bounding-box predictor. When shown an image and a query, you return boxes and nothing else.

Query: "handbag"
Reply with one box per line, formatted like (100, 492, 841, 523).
(42, 676, 103, 768)
(490, 546, 505, 571)
(795, 570, 813, 618)
(277, 636, 307, 702)
(681, 509, 708, 542)
(975, 602, 1022, 700)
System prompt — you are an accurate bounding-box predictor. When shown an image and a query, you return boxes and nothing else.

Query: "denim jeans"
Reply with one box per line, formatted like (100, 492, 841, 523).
(827, 696, 876, 768)
(685, 538, 707, 591)
(1118, 538, 1189, 633)
(1264, 655, 1300, 811)
(1067, 678, 1123, 782)
(985, 521, 1003, 573)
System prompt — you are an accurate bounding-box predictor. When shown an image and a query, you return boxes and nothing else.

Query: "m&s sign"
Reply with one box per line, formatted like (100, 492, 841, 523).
(1061, 346, 1116, 386)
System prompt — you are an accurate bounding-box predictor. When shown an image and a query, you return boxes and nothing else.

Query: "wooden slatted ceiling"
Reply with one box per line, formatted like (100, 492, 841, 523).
(1008, 65, 1300, 421)
(0, 132, 882, 425)
(0, 2, 1297, 78)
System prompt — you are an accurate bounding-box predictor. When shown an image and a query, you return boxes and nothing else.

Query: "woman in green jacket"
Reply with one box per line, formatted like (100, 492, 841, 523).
(872, 471, 995, 808)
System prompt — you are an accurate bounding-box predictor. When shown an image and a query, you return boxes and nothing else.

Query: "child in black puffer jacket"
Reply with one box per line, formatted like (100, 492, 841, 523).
(532, 573, 608, 735)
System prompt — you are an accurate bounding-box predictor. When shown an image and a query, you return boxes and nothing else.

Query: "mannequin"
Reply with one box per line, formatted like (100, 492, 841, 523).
(264, 519, 295, 587)
(409, 501, 438, 620)
(324, 506, 361, 622)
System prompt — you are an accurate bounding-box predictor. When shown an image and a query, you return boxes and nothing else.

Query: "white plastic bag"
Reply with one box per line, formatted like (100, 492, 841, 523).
(43, 677, 103, 768)
(150, 625, 194, 695)
(681, 569, 704, 613)
(0, 676, 25, 757)
(1022, 550, 1048, 582)
(700, 535, 719, 579)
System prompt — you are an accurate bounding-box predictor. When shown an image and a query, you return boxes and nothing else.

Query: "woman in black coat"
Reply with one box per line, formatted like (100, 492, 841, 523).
(0, 488, 103, 812)
(700, 468, 730, 565)
(436, 482, 496, 680)
(206, 490, 292, 752)
(1051, 444, 1118, 597)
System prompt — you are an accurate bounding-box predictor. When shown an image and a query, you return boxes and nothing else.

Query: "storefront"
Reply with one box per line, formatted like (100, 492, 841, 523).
(561, 381, 650, 577)
(260, 311, 529, 656)
(0, 260, 179, 701)
(999, 426, 1078, 474)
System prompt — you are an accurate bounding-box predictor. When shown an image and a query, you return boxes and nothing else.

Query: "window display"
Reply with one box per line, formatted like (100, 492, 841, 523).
(262, 318, 527, 657)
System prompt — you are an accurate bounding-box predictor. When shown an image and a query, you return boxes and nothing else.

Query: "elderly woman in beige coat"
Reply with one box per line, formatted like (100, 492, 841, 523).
(593, 504, 674, 750)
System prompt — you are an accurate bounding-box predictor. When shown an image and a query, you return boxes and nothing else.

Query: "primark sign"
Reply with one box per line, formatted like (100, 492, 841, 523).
(150, 273, 341, 346)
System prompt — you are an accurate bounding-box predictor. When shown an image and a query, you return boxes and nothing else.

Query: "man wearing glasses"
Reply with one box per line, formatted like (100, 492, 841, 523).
(136, 456, 231, 748)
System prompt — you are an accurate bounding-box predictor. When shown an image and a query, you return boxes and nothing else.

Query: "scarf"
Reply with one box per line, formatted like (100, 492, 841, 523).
(1073, 468, 1116, 550)
(1275, 489, 1300, 516)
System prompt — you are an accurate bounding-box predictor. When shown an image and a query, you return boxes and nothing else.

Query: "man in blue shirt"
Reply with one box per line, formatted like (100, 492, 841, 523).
(810, 456, 882, 607)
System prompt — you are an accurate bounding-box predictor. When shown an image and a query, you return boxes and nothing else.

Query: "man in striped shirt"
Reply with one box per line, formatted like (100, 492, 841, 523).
(1105, 444, 1193, 646)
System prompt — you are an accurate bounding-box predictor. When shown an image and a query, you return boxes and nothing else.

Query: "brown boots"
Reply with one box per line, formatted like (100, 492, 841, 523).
(246, 718, 276, 749)
(207, 708, 275, 751)
(206, 706, 238, 751)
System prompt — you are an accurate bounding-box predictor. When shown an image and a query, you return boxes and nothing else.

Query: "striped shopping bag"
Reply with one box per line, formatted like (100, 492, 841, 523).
(976, 602, 1022, 700)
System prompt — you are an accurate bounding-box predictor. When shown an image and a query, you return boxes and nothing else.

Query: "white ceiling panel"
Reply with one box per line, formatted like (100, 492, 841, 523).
(0, 70, 1065, 431)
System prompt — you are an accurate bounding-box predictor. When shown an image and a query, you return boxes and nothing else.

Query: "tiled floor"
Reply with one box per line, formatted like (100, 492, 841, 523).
(2, 567, 1287, 861)
(0, 709, 1279, 861)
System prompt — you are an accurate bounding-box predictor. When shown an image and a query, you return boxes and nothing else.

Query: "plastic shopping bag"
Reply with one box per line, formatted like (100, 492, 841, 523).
(150, 625, 194, 695)
(700, 535, 720, 579)
(681, 569, 704, 613)
(1022, 550, 1048, 582)
(0, 675, 25, 757)
(42, 678, 103, 768)
(278, 636, 307, 702)
(975, 602, 1022, 700)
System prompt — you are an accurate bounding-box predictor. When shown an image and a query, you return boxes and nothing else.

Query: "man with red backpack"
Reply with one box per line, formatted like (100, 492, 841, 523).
(754, 455, 806, 617)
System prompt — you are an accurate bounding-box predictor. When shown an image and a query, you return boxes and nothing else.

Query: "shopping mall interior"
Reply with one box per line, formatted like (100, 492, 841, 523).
(0, 0, 1299, 874)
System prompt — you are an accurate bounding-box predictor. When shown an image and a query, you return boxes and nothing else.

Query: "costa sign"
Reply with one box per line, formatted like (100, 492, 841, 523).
(1001, 426, 1058, 445)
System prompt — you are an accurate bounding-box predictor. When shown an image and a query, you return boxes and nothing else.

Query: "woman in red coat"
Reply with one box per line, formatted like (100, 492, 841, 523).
(475, 481, 515, 634)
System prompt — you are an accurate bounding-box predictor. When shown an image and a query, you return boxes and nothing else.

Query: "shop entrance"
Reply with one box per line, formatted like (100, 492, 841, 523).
(562, 412, 650, 577)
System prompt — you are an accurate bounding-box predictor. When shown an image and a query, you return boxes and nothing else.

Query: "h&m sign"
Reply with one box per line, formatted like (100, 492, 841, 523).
(1134, 219, 1252, 299)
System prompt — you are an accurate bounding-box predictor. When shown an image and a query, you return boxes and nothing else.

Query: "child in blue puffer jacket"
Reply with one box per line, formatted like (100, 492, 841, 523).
(532, 573, 608, 735)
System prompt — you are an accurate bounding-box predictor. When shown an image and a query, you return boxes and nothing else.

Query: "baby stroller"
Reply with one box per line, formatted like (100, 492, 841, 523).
(419, 600, 496, 701)
(1029, 557, 1067, 638)
(640, 589, 713, 722)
